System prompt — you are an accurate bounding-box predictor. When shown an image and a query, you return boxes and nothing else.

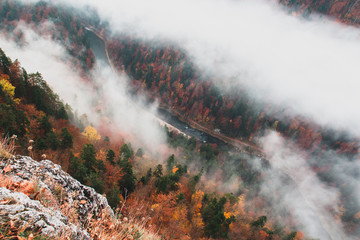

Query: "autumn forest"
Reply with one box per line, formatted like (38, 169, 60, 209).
(0, 0, 360, 239)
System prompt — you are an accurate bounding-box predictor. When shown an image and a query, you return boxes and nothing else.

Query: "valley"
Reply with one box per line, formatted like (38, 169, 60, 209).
(0, 0, 360, 239)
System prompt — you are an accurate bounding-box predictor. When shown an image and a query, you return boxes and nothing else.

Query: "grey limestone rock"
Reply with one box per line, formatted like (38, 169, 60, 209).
(0, 156, 115, 239)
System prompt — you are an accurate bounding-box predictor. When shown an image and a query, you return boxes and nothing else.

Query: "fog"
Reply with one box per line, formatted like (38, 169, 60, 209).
(0, 23, 166, 152)
(12, 0, 360, 238)
(44, 0, 360, 137)
(257, 131, 351, 240)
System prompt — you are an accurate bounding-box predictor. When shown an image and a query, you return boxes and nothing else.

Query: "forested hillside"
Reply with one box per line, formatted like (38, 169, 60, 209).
(0, 47, 302, 239)
(1, 0, 360, 239)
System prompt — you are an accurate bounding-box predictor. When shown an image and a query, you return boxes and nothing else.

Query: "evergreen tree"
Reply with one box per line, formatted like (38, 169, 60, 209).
(166, 154, 175, 172)
(39, 115, 52, 136)
(68, 156, 88, 184)
(154, 164, 163, 178)
(60, 128, 73, 149)
(35, 137, 47, 150)
(55, 105, 68, 120)
(46, 131, 59, 150)
(88, 172, 105, 194)
(202, 197, 234, 239)
(135, 148, 144, 157)
(284, 231, 298, 240)
(106, 149, 116, 165)
(155, 175, 171, 193)
(81, 144, 97, 173)
(107, 184, 121, 209)
(119, 143, 133, 162)
(140, 168, 152, 185)
(251, 216, 267, 229)
(118, 158, 136, 197)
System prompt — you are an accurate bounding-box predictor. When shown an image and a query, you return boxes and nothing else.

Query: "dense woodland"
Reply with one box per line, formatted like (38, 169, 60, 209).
(0, 0, 360, 239)
(0, 48, 304, 239)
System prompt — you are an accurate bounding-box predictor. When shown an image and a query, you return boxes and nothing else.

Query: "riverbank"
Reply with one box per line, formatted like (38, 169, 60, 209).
(85, 26, 263, 156)
(158, 105, 264, 156)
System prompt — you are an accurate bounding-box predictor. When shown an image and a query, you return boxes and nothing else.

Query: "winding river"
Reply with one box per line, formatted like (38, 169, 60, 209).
(84, 28, 339, 240)
(85, 29, 225, 146)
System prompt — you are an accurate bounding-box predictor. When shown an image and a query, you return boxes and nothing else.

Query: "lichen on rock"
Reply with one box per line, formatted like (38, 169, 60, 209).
(0, 187, 91, 239)
(0, 155, 114, 239)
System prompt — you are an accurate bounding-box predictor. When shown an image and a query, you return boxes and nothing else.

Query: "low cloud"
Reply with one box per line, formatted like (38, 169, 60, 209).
(91, 62, 166, 152)
(0, 23, 166, 152)
(257, 131, 356, 240)
(0, 23, 95, 118)
(12, 0, 360, 237)
(48, 0, 360, 137)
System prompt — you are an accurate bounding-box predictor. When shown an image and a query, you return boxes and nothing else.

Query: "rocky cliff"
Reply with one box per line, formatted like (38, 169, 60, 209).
(0, 156, 114, 239)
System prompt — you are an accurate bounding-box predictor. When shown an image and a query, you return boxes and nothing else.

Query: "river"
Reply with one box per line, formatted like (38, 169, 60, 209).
(85, 29, 225, 146)
(84, 28, 338, 240)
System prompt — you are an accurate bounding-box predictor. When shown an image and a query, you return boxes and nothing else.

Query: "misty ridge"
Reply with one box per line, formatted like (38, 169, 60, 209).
(0, 0, 360, 239)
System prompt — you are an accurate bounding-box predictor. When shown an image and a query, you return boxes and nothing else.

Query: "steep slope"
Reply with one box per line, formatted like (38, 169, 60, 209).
(0, 155, 159, 240)
(1, 1, 359, 239)
(0, 155, 111, 239)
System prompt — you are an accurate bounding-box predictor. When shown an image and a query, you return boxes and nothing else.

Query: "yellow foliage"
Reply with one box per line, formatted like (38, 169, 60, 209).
(224, 212, 233, 219)
(82, 125, 101, 141)
(191, 190, 205, 228)
(0, 78, 17, 103)
(151, 204, 159, 209)
(172, 167, 179, 174)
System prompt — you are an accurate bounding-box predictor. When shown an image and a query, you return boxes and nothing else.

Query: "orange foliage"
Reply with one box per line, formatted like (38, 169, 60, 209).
(259, 230, 269, 240)
(150, 192, 176, 227)
(295, 231, 304, 240)
(189, 190, 204, 238)
(172, 167, 179, 174)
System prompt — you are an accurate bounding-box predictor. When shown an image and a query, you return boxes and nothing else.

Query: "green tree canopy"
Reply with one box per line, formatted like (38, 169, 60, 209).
(60, 128, 73, 149)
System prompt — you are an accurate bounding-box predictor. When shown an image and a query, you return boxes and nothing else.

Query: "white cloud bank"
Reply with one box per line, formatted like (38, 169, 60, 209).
(0, 24, 166, 151)
(49, 0, 360, 137)
(10, 1, 360, 238)
(258, 131, 351, 240)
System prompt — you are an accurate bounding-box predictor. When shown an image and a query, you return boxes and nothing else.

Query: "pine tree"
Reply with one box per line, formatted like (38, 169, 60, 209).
(202, 197, 234, 239)
(39, 115, 52, 136)
(81, 144, 97, 173)
(46, 131, 59, 150)
(60, 128, 73, 149)
(68, 156, 88, 184)
(166, 154, 175, 172)
(106, 149, 116, 165)
(107, 184, 121, 209)
(118, 157, 136, 197)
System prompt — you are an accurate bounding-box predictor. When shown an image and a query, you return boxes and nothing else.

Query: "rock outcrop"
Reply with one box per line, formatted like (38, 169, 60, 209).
(0, 187, 91, 239)
(0, 156, 114, 239)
